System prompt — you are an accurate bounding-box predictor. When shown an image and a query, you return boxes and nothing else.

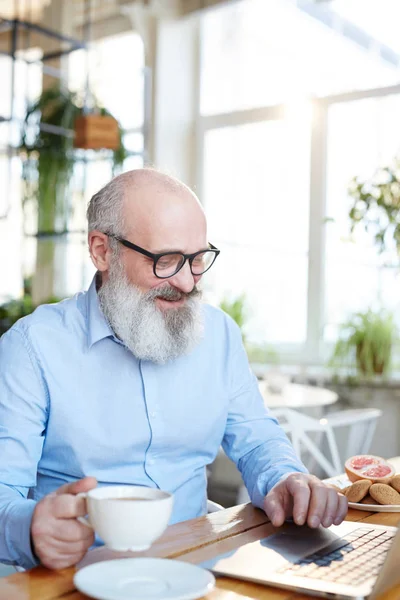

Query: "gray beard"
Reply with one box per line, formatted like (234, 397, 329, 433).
(97, 259, 204, 364)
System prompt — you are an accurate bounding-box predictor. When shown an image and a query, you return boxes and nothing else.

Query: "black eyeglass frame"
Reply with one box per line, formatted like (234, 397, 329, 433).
(105, 233, 220, 279)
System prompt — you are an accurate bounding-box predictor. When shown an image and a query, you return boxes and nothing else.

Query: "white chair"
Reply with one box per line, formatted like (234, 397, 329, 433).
(207, 499, 224, 513)
(271, 407, 382, 478)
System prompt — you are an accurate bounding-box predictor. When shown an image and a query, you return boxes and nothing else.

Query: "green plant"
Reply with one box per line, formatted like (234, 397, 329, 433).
(19, 85, 127, 234)
(329, 309, 397, 377)
(0, 294, 60, 337)
(19, 85, 128, 303)
(219, 295, 248, 342)
(348, 159, 400, 260)
(245, 343, 279, 365)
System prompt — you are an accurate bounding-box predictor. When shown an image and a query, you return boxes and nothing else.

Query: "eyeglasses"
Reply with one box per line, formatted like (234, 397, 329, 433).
(105, 233, 220, 279)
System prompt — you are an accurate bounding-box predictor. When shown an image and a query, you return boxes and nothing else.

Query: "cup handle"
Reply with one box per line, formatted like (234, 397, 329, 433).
(76, 492, 93, 529)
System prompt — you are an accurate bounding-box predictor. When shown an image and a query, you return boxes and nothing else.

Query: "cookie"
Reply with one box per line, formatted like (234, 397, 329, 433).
(369, 483, 400, 505)
(345, 480, 372, 503)
(360, 494, 378, 505)
(389, 474, 400, 493)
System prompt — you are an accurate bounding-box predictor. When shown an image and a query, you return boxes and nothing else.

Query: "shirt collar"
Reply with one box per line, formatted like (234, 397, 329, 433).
(86, 274, 114, 349)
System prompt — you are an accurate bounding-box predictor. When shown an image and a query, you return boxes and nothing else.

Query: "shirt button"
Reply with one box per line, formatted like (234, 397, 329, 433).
(147, 458, 154, 465)
(150, 412, 157, 419)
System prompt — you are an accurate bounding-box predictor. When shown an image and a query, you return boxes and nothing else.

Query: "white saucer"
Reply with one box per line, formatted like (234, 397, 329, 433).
(74, 557, 216, 600)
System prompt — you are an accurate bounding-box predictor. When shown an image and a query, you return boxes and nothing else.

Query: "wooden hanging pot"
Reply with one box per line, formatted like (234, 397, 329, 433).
(74, 114, 120, 150)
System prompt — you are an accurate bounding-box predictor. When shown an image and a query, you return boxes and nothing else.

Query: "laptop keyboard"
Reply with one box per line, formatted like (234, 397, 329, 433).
(277, 527, 395, 586)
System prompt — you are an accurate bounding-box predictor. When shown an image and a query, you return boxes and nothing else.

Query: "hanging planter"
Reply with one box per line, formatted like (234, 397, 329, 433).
(20, 85, 127, 235)
(74, 113, 120, 150)
(19, 85, 127, 302)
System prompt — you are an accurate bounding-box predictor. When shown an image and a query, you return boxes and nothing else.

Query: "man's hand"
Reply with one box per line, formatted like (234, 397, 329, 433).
(263, 473, 348, 529)
(31, 477, 97, 569)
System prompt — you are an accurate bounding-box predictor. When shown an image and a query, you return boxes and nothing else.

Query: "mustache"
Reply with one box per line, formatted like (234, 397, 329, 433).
(145, 285, 202, 302)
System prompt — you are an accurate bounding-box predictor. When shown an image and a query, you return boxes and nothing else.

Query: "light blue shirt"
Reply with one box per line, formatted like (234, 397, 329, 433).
(0, 276, 306, 568)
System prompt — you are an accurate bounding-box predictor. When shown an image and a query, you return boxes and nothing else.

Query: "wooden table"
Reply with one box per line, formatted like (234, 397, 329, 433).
(1, 459, 400, 600)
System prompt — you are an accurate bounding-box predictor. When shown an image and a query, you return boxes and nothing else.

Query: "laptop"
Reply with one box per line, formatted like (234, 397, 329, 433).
(199, 520, 400, 599)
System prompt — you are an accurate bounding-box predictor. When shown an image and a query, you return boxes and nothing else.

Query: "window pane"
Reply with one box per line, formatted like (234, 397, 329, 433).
(0, 156, 24, 301)
(123, 132, 144, 154)
(201, 0, 400, 116)
(204, 114, 310, 344)
(324, 94, 400, 341)
(69, 32, 145, 130)
(0, 56, 12, 121)
(332, 0, 400, 52)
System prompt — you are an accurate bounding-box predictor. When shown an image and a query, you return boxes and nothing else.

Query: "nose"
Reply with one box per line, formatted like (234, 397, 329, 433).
(168, 261, 195, 294)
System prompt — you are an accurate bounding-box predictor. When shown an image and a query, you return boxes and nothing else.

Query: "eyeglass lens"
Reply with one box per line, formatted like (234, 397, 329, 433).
(155, 250, 216, 277)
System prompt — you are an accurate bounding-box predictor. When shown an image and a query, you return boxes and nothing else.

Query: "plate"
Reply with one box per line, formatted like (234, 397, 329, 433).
(325, 474, 400, 513)
(74, 557, 215, 600)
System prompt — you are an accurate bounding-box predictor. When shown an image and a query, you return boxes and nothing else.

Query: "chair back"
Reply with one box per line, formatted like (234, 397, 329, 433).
(271, 407, 382, 478)
(321, 408, 382, 467)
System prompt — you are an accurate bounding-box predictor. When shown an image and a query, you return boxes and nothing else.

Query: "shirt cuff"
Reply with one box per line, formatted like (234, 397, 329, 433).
(5, 499, 39, 569)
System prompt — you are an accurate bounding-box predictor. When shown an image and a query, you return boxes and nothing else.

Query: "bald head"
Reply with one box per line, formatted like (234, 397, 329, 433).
(87, 168, 205, 240)
(87, 168, 209, 297)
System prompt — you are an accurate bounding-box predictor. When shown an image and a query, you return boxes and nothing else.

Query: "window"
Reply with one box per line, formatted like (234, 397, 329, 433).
(0, 31, 146, 302)
(0, 50, 42, 301)
(68, 32, 145, 131)
(200, 0, 400, 362)
(203, 111, 311, 345)
(66, 31, 146, 293)
(200, 0, 400, 116)
(324, 94, 400, 342)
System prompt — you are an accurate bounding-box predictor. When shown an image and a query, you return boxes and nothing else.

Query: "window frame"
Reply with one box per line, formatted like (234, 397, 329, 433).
(197, 83, 400, 366)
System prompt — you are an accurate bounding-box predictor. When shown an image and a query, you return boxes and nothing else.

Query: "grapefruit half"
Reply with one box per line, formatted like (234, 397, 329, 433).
(344, 455, 395, 484)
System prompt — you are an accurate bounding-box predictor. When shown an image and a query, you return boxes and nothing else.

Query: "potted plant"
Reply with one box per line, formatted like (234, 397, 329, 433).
(219, 295, 248, 343)
(0, 292, 60, 338)
(348, 158, 400, 262)
(20, 85, 126, 230)
(329, 309, 396, 377)
(218, 296, 280, 369)
(19, 85, 127, 302)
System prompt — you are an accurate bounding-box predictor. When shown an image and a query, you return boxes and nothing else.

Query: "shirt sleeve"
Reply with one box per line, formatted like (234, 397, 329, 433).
(221, 319, 308, 509)
(0, 326, 48, 568)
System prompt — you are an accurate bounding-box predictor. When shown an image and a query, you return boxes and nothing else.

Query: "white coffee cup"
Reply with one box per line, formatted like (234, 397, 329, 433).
(79, 485, 173, 551)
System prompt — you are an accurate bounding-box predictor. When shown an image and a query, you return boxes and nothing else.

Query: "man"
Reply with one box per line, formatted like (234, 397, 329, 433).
(0, 169, 347, 570)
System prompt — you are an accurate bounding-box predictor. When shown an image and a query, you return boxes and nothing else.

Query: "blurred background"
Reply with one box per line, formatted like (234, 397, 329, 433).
(1, 0, 400, 506)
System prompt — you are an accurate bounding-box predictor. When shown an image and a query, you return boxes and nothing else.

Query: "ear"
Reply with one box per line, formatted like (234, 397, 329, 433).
(88, 231, 112, 272)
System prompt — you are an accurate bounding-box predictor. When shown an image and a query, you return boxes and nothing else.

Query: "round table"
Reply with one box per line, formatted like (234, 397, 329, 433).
(258, 381, 338, 409)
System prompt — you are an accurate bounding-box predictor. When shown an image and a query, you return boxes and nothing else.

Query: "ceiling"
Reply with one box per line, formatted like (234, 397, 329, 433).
(0, 0, 233, 56)
(0, 0, 123, 26)
(0, 0, 232, 26)
(0, 0, 49, 21)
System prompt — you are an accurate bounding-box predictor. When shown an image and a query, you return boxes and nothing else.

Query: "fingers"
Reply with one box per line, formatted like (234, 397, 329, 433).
(320, 487, 339, 528)
(31, 477, 97, 570)
(55, 476, 97, 497)
(263, 474, 348, 530)
(334, 492, 349, 526)
(264, 492, 286, 528)
(307, 481, 349, 528)
(52, 494, 88, 519)
(54, 519, 95, 544)
(36, 535, 94, 570)
(307, 482, 329, 528)
(32, 519, 95, 570)
(288, 477, 311, 526)
(39, 534, 94, 555)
